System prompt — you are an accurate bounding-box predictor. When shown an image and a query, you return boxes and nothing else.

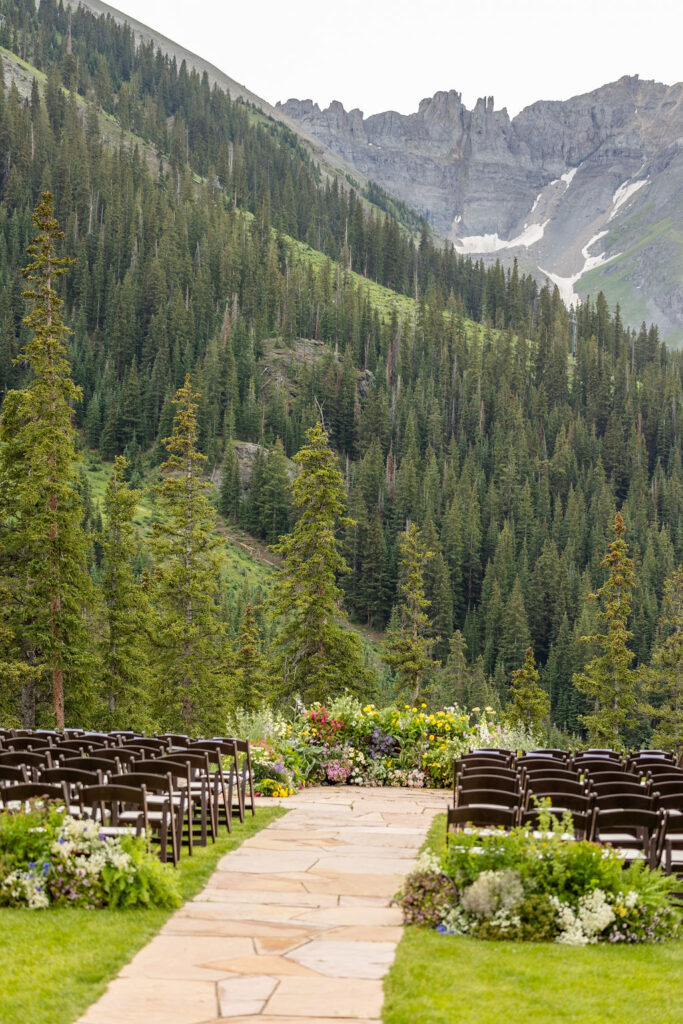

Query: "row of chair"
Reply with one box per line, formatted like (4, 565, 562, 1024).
(0, 730, 256, 866)
(447, 747, 683, 873)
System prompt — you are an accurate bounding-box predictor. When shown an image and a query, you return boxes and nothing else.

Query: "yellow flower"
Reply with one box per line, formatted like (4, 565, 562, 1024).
(421, 703, 427, 708)
(411, 707, 418, 713)
(429, 735, 434, 741)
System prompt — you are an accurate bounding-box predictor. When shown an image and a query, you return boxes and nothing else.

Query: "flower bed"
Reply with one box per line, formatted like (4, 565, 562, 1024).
(229, 697, 538, 792)
(397, 812, 682, 945)
(0, 800, 180, 910)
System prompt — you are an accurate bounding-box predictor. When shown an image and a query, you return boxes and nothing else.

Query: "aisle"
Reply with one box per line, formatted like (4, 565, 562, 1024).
(76, 786, 450, 1024)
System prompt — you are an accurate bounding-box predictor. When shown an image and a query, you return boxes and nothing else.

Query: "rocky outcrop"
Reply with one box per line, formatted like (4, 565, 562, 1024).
(279, 78, 683, 344)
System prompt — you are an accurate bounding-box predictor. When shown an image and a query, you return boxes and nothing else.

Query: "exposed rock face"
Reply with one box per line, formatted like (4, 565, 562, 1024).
(279, 78, 683, 344)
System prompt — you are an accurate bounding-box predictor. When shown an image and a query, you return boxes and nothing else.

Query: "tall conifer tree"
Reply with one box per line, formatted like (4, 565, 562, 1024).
(0, 193, 93, 728)
(150, 375, 230, 732)
(573, 512, 636, 744)
(270, 421, 370, 700)
(101, 455, 151, 728)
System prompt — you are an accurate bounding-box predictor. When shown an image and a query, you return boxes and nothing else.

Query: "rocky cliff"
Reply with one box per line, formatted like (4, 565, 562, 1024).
(279, 78, 683, 343)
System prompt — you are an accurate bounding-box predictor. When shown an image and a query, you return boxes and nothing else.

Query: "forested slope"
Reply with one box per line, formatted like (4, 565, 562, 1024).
(0, 0, 681, 735)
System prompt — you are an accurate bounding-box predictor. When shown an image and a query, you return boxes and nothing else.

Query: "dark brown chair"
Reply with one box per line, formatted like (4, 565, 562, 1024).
(458, 775, 520, 796)
(590, 791, 657, 812)
(0, 765, 28, 784)
(0, 750, 54, 779)
(117, 763, 196, 853)
(525, 777, 587, 799)
(0, 781, 67, 807)
(446, 804, 520, 839)
(60, 755, 120, 776)
(522, 792, 593, 839)
(590, 807, 668, 867)
(188, 740, 238, 833)
(79, 782, 178, 865)
(155, 751, 217, 841)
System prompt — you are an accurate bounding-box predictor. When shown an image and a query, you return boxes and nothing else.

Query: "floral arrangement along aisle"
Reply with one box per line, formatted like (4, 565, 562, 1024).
(0, 800, 180, 910)
(228, 696, 539, 794)
(397, 810, 682, 945)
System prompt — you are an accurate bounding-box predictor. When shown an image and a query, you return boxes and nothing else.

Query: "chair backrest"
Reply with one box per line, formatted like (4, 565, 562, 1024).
(0, 781, 66, 805)
(157, 734, 192, 746)
(122, 738, 171, 752)
(591, 791, 656, 811)
(86, 748, 136, 766)
(156, 750, 211, 774)
(525, 777, 587, 797)
(456, 787, 518, 808)
(525, 790, 592, 813)
(108, 771, 173, 793)
(525, 749, 569, 760)
(517, 756, 567, 771)
(454, 756, 513, 774)
(584, 770, 643, 786)
(40, 766, 103, 787)
(524, 767, 580, 782)
(61, 756, 119, 774)
(5, 737, 54, 751)
(643, 765, 683, 779)
(0, 765, 27, 783)
(122, 761, 191, 784)
(458, 774, 519, 794)
(447, 804, 519, 834)
(458, 764, 519, 781)
(578, 749, 622, 759)
(0, 750, 52, 768)
(650, 781, 683, 799)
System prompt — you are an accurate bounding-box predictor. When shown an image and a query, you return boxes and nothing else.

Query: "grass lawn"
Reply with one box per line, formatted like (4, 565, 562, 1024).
(0, 805, 285, 1024)
(382, 814, 683, 1024)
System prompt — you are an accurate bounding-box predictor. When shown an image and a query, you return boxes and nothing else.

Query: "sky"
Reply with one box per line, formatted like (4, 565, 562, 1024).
(114, 0, 682, 118)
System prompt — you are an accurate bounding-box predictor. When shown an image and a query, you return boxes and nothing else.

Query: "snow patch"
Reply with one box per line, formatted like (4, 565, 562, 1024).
(530, 192, 543, 214)
(560, 166, 578, 187)
(454, 219, 549, 254)
(539, 232, 621, 308)
(610, 178, 648, 219)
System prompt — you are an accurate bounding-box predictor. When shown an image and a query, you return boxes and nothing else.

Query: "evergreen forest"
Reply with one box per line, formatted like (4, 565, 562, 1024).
(0, 0, 682, 746)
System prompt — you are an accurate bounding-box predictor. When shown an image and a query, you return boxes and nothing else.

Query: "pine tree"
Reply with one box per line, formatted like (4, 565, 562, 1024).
(0, 193, 94, 728)
(507, 647, 549, 733)
(100, 456, 151, 729)
(269, 421, 371, 701)
(231, 603, 269, 711)
(641, 566, 683, 753)
(150, 375, 231, 733)
(383, 523, 440, 703)
(573, 512, 636, 745)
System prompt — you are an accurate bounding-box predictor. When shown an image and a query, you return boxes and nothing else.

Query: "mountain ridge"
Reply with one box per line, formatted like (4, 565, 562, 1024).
(279, 76, 683, 344)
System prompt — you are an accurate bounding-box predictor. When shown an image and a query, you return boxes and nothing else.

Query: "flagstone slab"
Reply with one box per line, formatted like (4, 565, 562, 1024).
(292, 906, 402, 927)
(162, 917, 312, 942)
(216, 975, 278, 1017)
(286, 939, 396, 979)
(197, 888, 339, 908)
(176, 901, 310, 923)
(265, 977, 384, 1019)
(119, 936, 253, 980)
(77, 978, 218, 1024)
(206, 872, 307, 892)
(217, 850, 321, 873)
(309, 855, 415, 875)
(254, 935, 310, 955)
(303, 870, 403, 896)
(207, 953, 318, 976)
(316, 925, 404, 943)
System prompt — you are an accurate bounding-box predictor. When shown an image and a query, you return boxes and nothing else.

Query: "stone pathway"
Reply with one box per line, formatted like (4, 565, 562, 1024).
(77, 786, 450, 1024)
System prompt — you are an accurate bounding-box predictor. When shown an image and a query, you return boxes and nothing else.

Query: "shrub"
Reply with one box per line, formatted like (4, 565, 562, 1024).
(398, 819, 682, 945)
(0, 801, 180, 910)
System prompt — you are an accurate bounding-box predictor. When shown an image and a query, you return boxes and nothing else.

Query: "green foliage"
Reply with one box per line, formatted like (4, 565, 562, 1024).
(0, 192, 95, 729)
(640, 566, 683, 752)
(270, 422, 371, 700)
(150, 376, 231, 733)
(383, 523, 440, 702)
(507, 647, 550, 733)
(100, 456, 152, 729)
(573, 512, 637, 744)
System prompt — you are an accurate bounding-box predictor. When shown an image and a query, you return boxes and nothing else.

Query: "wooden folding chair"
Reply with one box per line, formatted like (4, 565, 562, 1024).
(446, 804, 520, 841)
